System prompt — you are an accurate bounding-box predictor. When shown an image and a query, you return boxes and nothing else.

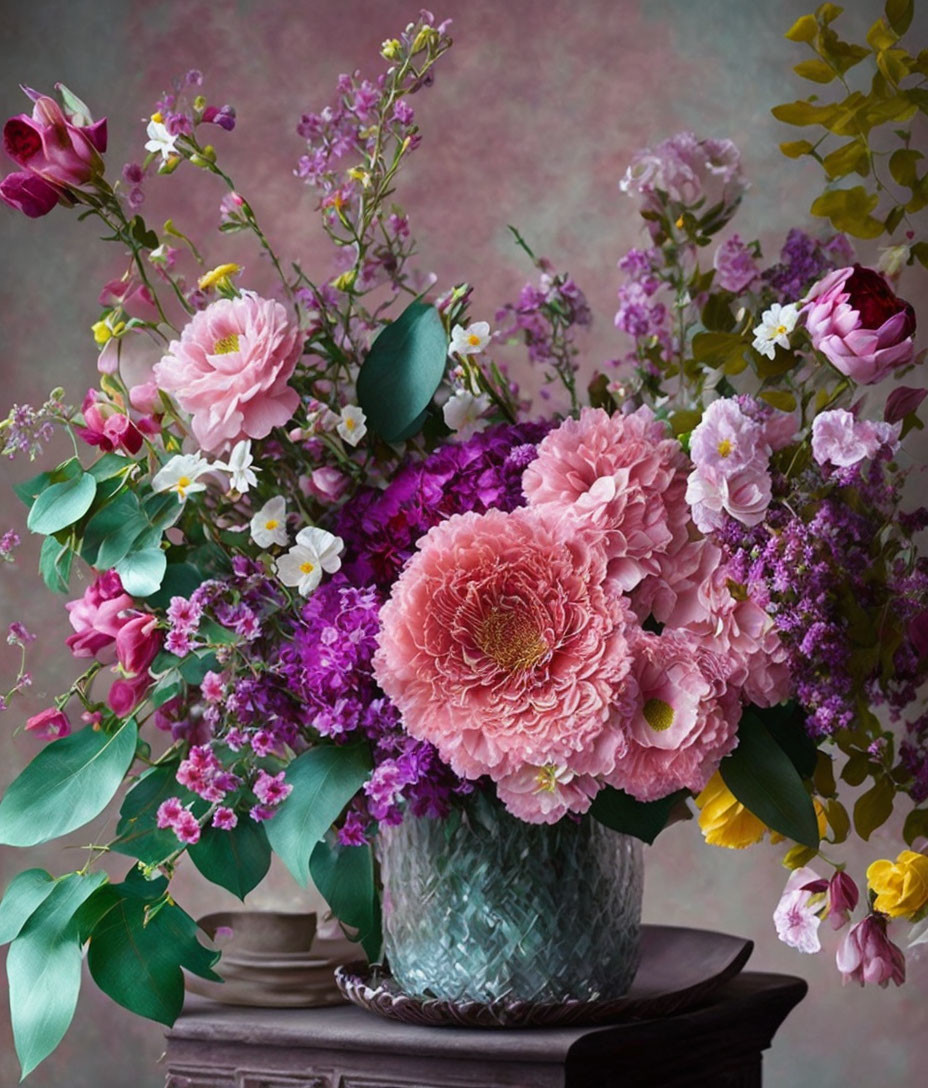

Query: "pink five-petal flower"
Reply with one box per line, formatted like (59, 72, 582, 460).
(836, 914, 905, 987)
(152, 294, 301, 454)
(773, 866, 824, 954)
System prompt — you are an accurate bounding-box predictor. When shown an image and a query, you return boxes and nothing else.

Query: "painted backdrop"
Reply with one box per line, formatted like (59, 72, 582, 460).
(1, 1, 926, 1085)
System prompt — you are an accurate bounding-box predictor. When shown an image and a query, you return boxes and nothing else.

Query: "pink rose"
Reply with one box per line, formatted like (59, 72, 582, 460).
(811, 408, 900, 469)
(836, 914, 905, 988)
(153, 294, 302, 453)
(25, 706, 71, 740)
(65, 571, 134, 660)
(804, 265, 916, 384)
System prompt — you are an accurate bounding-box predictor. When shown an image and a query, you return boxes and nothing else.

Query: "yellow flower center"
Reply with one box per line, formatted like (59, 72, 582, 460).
(535, 764, 562, 793)
(299, 561, 316, 575)
(467, 333, 482, 347)
(344, 417, 356, 430)
(477, 607, 548, 672)
(264, 519, 279, 531)
(151, 112, 164, 124)
(213, 334, 240, 355)
(775, 324, 788, 337)
(643, 697, 675, 732)
(717, 438, 733, 458)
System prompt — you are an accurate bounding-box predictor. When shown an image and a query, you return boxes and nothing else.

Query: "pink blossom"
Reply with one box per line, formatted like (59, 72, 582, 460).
(303, 466, 350, 502)
(374, 507, 635, 785)
(201, 670, 225, 703)
(153, 295, 301, 453)
(107, 677, 148, 716)
(685, 462, 772, 533)
(811, 409, 901, 468)
(836, 914, 905, 987)
(65, 570, 133, 660)
(98, 280, 159, 324)
(496, 765, 600, 824)
(114, 613, 160, 677)
(804, 265, 916, 384)
(773, 866, 824, 954)
(253, 769, 292, 806)
(823, 871, 859, 931)
(602, 630, 740, 802)
(76, 389, 143, 455)
(173, 809, 201, 844)
(523, 406, 690, 593)
(128, 380, 161, 416)
(24, 706, 71, 740)
(249, 803, 277, 822)
(164, 630, 193, 657)
(0, 171, 61, 217)
(212, 806, 238, 830)
(620, 132, 746, 215)
(156, 797, 185, 829)
(713, 234, 759, 293)
(690, 399, 768, 478)
(166, 595, 203, 634)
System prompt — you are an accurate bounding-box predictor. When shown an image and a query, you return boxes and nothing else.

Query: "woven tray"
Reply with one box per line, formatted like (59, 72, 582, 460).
(334, 924, 752, 1028)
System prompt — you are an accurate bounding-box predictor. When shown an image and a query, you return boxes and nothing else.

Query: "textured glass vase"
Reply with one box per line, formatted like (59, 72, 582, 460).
(378, 798, 644, 1004)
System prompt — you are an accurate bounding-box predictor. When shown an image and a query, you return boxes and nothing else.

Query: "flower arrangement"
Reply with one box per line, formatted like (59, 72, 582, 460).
(1, 1, 927, 1076)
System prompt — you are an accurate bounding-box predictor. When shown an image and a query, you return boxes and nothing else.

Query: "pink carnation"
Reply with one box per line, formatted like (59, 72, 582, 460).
(811, 409, 900, 469)
(65, 570, 133, 661)
(153, 294, 301, 453)
(523, 406, 690, 593)
(496, 765, 600, 824)
(373, 507, 635, 783)
(603, 630, 740, 802)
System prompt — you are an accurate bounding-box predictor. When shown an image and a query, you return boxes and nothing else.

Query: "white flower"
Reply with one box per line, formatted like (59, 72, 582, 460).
(751, 302, 799, 360)
(772, 866, 823, 955)
(214, 440, 259, 494)
(250, 496, 289, 549)
(443, 389, 491, 441)
(275, 527, 344, 597)
(144, 117, 178, 162)
(151, 453, 210, 503)
(449, 321, 492, 356)
(337, 405, 367, 447)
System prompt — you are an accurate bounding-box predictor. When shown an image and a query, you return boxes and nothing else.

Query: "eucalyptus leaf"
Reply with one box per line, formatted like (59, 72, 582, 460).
(0, 869, 55, 946)
(115, 547, 167, 597)
(27, 471, 97, 536)
(39, 535, 75, 594)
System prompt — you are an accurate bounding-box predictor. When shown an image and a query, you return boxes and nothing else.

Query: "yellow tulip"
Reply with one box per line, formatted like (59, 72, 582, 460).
(867, 850, 928, 919)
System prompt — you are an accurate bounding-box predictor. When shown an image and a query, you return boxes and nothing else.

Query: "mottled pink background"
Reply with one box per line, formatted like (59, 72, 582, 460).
(1, 1, 926, 1085)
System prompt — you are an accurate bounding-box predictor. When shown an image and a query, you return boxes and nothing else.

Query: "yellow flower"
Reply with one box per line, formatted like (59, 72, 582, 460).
(696, 773, 772, 849)
(91, 319, 113, 345)
(867, 850, 928, 919)
(380, 38, 402, 60)
(332, 269, 357, 292)
(198, 263, 241, 292)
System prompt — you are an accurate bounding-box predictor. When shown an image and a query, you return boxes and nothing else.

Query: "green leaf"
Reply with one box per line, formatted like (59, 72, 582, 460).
(87, 880, 219, 1025)
(110, 762, 184, 866)
(0, 870, 55, 946)
(885, 0, 914, 34)
(115, 546, 167, 597)
(7, 872, 106, 1078)
(756, 702, 819, 779)
(357, 301, 447, 443)
(903, 806, 928, 847)
(853, 777, 895, 840)
(0, 720, 139, 847)
(590, 787, 686, 844)
(87, 453, 134, 482)
(720, 710, 820, 848)
(889, 147, 923, 188)
(145, 562, 203, 610)
(27, 471, 97, 535)
(13, 458, 81, 506)
(266, 744, 372, 885)
(189, 819, 271, 900)
(822, 139, 869, 179)
(310, 837, 381, 961)
(691, 331, 750, 374)
(793, 58, 836, 83)
(758, 390, 798, 413)
(771, 100, 838, 127)
(39, 535, 75, 594)
(80, 490, 145, 568)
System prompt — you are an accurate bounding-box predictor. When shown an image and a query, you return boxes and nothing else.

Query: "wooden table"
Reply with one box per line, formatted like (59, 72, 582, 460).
(164, 971, 807, 1088)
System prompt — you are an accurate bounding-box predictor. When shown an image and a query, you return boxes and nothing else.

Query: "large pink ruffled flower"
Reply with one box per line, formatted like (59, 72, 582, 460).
(523, 406, 690, 593)
(604, 630, 740, 802)
(804, 265, 916, 384)
(153, 295, 301, 453)
(373, 507, 635, 786)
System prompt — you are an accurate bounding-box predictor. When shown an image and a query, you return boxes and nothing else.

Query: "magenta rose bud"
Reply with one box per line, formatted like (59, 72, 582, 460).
(114, 613, 161, 678)
(804, 265, 916, 384)
(25, 706, 71, 740)
(826, 871, 859, 931)
(885, 385, 927, 425)
(836, 914, 905, 988)
(0, 169, 62, 217)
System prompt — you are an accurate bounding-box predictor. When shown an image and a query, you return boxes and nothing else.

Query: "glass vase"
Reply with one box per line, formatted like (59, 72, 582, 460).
(378, 796, 644, 1004)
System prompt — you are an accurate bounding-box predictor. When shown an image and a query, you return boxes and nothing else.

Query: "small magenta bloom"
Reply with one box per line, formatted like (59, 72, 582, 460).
(65, 570, 133, 660)
(212, 806, 238, 830)
(76, 389, 143, 455)
(827, 871, 860, 930)
(24, 706, 71, 740)
(836, 914, 905, 988)
(253, 769, 292, 806)
(804, 265, 916, 384)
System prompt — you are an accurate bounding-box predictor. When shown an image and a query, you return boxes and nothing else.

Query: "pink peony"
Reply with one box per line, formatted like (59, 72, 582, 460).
(153, 294, 302, 453)
(811, 408, 900, 469)
(620, 132, 745, 215)
(804, 265, 916, 384)
(373, 507, 635, 784)
(496, 765, 601, 824)
(690, 399, 769, 478)
(65, 570, 134, 660)
(603, 630, 740, 802)
(836, 914, 905, 988)
(685, 462, 771, 534)
(523, 406, 690, 593)
(25, 706, 71, 740)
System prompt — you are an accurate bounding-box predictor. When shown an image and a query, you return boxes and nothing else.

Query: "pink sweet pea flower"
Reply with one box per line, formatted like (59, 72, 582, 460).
(98, 280, 160, 324)
(65, 570, 134, 660)
(811, 408, 900, 469)
(804, 265, 916, 384)
(76, 389, 144, 455)
(0, 170, 62, 217)
(115, 613, 161, 678)
(836, 914, 905, 988)
(25, 706, 71, 740)
(773, 866, 824, 954)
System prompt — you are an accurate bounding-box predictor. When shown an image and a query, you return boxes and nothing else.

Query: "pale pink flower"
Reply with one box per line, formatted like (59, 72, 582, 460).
(811, 409, 900, 469)
(836, 914, 905, 987)
(523, 406, 690, 593)
(153, 294, 301, 453)
(602, 629, 740, 802)
(496, 765, 600, 824)
(804, 265, 916, 385)
(713, 234, 758, 293)
(373, 507, 635, 782)
(685, 462, 772, 533)
(774, 866, 824, 954)
(690, 398, 768, 478)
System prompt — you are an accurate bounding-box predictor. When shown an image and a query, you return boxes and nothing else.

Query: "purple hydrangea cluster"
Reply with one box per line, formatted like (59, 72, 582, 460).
(762, 228, 855, 301)
(336, 421, 550, 588)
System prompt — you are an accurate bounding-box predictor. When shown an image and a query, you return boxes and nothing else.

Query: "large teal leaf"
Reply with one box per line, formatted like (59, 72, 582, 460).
(265, 744, 372, 886)
(189, 819, 271, 900)
(0, 719, 139, 847)
(6, 872, 107, 1078)
(38, 536, 74, 594)
(310, 837, 381, 961)
(356, 301, 447, 442)
(26, 471, 97, 535)
(110, 762, 184, 866)
(80, 491, 146, 568)
(590, 787, 686, 844)
(720, 709, 820, 848)
(0, 869, 55, 946)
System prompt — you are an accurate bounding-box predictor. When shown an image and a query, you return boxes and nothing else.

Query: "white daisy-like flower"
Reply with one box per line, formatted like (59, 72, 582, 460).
(275, 527, 344, 597)
(214, 439, 259, 494)
(751, 302, 799, 360)
(144, 115, 178, 162)
(151, 453, 210, 503)
(449, 321, 492, 356)
(442, 389, 491, 441)
(250, 496, 289, 549)
(336, 405, 367, 447)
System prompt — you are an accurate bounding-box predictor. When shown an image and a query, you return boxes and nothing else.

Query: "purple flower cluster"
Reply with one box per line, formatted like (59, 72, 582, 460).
(614, 247, 671, 343)
(0, 529, 19, 563)
(762, 228, 855, 301)
(337, 422, 549, 588)
(495, 267, 592, 371)
(713, 234, 760, 294)
(2, 401, 58, 460)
